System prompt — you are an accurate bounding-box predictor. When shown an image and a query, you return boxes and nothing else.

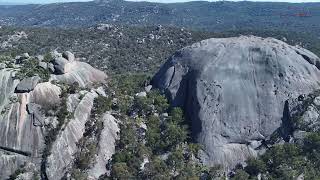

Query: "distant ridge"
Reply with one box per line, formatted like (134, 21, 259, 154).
(0, 0, 320, 37)
(94, 0, 123, 2)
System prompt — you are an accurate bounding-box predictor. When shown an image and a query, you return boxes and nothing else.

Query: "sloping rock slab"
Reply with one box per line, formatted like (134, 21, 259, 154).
(15, 76, 41, 93)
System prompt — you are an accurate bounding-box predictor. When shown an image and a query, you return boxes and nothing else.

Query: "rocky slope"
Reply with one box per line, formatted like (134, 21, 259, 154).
(0, 51, 118, 179)
(152, 36, 320, 168)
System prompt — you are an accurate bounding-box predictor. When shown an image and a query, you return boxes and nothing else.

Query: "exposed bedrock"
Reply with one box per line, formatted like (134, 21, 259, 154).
(0, 52, 113, 179)
(152, 36, 320, 168)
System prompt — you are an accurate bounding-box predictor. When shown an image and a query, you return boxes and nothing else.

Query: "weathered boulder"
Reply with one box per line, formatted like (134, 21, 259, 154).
(22, 53, 30, 59)
(27, 103, 46, 126)
(50, 61, 107, 87)
(48, 63, 55, 73)
(38, 61, 48, 69)
(0, 63, 6, 69)
(29, 82, 61, 109)
(36, 55, 44, 62)
(145, 85, 152, 93)
(95, 86, 107, 97)
(15, 76, 41, 93)
(50, 50, 62, 59)
(136, 91, 147, 97)
(52, 57, 68, 74)
(152, 36, 320, 167)
(62, 51, 75, 61)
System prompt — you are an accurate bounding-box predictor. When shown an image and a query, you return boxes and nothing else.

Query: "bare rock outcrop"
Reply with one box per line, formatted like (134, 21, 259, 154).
(0, 69, 44, 179)
(152, 36, 320, 168)
(0, 52, 115, 179)
(46, 91, 98, 180)
(50, 56, 107, 87)
(15, 76, 41, 93)
(47, 51, 107, 88)
(88, 113, 119, 179)
(285, 91, 320, 139)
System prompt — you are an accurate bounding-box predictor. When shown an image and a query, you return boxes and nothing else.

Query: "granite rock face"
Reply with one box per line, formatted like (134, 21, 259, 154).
(52, 56, 69, 74)
(0, 52, 116, 179)
(51, 61, 107, 87)
(152, 36, 320, 168)
(15, 76, 41, 93)
(46, 91, 98, 180)
(0, 69, 44, 179)
(88, 113, 119, 179)
(287, 91, 320, 137)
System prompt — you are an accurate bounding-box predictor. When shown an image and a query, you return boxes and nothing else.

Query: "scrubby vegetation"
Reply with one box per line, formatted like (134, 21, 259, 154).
(110, 96, 217, 179)
(2, 26, 319, 76)
(15, 57, 50, 82)
(232, 135, 320, 179)
(233, 92, 320, 179)
(68, 94, 112, 179)
(0, 26, 215, 75)
(95, 74, 224, 179)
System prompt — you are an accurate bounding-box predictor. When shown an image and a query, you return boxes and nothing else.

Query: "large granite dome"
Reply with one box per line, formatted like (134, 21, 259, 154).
(152, 36, 320, 167)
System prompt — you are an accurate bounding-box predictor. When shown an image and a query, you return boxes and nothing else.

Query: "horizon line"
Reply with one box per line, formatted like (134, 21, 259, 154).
(1, 0, 320, 5)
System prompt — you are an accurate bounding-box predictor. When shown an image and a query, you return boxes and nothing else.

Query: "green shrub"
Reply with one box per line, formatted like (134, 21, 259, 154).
(149, 90, 169, 113)
(142, 157, 170, 179)
(245, 157, 267, 176)
(70, 169, 88, 180)
(15, 57, 50, 82)
(232, 170, 250, 180)
(91, 96, 112, 117)
(162, 122, 188, 151)
(169, 107, 184, 124)
(43, 53, 53, 63)
(111, 163, 133, 179)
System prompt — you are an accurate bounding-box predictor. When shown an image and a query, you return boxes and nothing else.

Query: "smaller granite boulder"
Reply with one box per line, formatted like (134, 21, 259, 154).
(52, 57, 68, 74)
(15, 76, 41, 93)
(96, 86, 106, 97)
(0, 63, 6, 69)
(38, 62, 48, 69)
(36, 55, 44, 62)
(50, 50, 62, 59)
(62, 51, 75, 61)
(136, 92, 147, 97)
(15, 53, 30, 64)
(27, 103, 45, 127)
(22, 53, 30, 59)
(48, 63, 55, 73)
(145, 85, 152, 93)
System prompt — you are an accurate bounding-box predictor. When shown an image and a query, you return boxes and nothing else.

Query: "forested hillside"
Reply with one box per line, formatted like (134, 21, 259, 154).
(1, 26, 320, 75)
(0, 0, 320, 37)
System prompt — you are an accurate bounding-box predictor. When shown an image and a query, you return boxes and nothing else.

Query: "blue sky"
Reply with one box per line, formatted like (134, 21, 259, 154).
(1, 0, 320, 4)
